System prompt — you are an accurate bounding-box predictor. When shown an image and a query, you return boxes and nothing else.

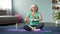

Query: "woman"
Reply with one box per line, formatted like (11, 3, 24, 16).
(23, 4, 44, 31)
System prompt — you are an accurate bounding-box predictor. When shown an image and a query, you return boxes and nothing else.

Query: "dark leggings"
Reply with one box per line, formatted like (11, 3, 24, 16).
(23, 23, 44, 31)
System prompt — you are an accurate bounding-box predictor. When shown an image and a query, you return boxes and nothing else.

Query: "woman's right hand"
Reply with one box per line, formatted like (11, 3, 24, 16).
(30, 19, 34, 21)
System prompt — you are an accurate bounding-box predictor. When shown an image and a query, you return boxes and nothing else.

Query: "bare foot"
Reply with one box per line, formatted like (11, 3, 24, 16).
(34, 29, 41, 31)
(32, 27, 36, 31)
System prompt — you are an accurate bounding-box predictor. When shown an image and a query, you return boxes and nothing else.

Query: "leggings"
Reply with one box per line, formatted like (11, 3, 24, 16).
(23, 23, 44, 31)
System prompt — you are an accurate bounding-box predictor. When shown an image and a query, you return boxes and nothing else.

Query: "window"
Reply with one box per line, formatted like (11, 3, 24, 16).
(0, 0, 12, 10)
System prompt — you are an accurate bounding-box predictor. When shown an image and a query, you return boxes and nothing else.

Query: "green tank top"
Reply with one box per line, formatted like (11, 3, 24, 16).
(29, 11, 40, 25)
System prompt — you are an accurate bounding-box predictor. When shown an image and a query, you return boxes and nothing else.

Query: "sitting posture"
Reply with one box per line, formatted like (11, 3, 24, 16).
(23, 4, 44, 31)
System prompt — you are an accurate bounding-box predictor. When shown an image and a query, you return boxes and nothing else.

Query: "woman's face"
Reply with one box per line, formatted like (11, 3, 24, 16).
(31, 6, 37, 12)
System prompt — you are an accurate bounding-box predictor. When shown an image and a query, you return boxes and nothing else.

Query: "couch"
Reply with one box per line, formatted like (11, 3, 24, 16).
(0, 10, 18, 25)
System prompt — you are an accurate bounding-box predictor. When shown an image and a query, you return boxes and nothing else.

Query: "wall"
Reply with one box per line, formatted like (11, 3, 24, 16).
(12, 0, 53, 22)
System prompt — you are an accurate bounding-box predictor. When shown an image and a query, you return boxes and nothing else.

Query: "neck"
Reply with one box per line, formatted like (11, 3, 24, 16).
(32, 11, 36, 13)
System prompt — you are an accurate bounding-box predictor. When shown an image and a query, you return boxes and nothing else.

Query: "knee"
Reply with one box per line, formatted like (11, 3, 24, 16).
(23, 25, 32, 31)
(38, 23, 44, 26)
(37, 23, 44, 29)
(23, 25, 28, 29)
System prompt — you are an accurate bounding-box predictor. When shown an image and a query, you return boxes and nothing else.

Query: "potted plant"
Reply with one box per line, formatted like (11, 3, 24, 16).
(57, 0, 60, 4)
(54, 11, 60, 24)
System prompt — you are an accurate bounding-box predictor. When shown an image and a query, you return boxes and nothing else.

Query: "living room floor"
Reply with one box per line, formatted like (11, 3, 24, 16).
(0, 23, 60, 34)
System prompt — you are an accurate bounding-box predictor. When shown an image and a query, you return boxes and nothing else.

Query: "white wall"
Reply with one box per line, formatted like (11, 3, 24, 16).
(13, 0, 52, 22)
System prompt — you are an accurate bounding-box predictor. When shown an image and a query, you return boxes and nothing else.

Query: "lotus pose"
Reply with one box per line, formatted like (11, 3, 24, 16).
(23, 4, 44, 31)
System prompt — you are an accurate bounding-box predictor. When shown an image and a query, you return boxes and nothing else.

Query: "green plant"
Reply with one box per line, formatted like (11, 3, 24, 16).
(54, 11, 60, 20)
(59, 0, 60, 2)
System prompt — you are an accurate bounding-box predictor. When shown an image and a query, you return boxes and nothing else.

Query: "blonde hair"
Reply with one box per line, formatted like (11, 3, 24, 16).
(30, 4, 38, 12)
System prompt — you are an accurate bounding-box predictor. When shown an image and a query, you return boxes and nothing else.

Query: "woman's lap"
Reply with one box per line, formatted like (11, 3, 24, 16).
(23, 23, 44, 31)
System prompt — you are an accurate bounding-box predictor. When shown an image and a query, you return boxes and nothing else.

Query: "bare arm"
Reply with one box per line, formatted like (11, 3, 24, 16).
(24, 14, 30, 22)
(38, 13, 43, 21)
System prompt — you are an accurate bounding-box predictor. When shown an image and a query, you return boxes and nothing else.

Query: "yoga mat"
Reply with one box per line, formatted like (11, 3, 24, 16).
(6, 29, 52, 32)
